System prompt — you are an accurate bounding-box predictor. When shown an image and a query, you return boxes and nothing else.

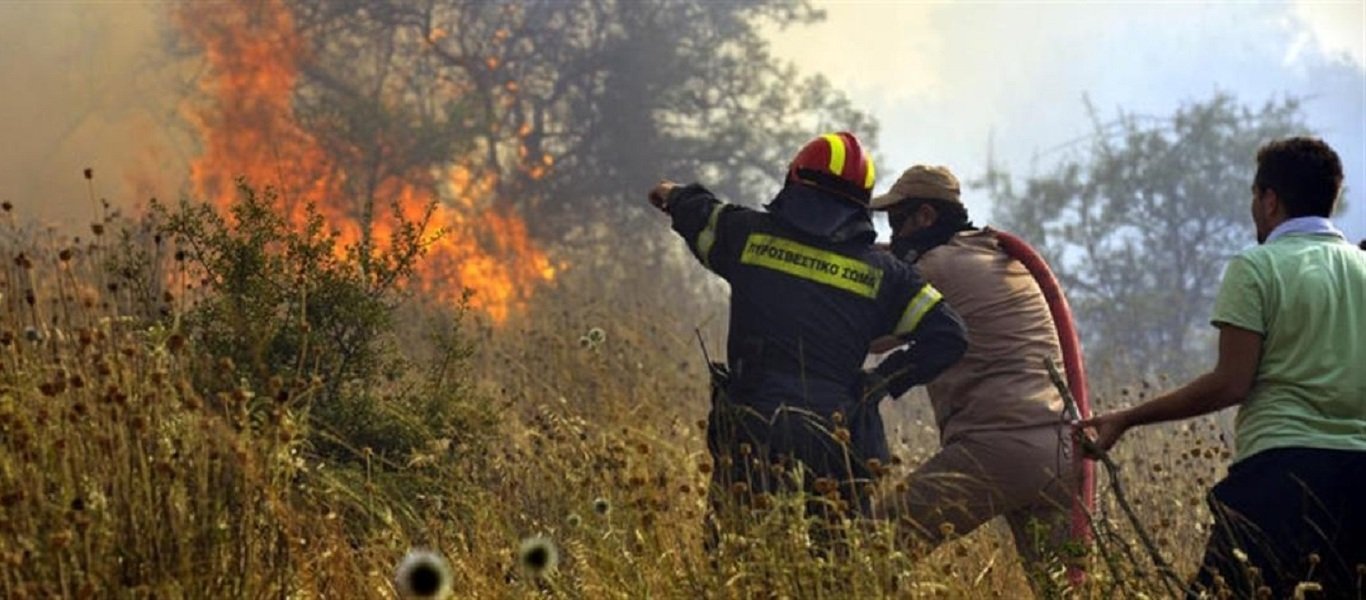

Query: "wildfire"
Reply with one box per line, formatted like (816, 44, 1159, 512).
(175, 0, 555, 323)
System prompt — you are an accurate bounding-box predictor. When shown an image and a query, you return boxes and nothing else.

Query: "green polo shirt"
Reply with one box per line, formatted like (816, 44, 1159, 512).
(1210, 233, 1366, 463)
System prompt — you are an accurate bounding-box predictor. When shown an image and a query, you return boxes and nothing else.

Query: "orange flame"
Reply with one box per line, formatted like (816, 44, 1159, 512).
(175, 0, 555, 322)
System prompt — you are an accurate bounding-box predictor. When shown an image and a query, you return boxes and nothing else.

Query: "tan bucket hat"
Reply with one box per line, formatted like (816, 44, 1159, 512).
(869, 165, 961, 210)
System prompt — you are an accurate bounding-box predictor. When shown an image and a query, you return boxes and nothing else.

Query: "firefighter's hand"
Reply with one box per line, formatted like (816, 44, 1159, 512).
(648, 179, 679, 212)
(1078, 410, 1131, 457)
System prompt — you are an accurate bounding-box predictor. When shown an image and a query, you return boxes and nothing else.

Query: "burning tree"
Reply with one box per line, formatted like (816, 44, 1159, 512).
(171, 0, 874, 319)
(174, 0, 556, 323)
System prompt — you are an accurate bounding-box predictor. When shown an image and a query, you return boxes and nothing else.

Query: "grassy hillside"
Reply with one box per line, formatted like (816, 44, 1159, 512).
(0, 193, 1245, 598)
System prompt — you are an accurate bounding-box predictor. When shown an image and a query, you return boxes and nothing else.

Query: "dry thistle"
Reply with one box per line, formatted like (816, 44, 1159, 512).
(586, 327, 606, 345)
(833, 427, 851, 445)
(813, 477, 837, 495)
(37, 380, 65, 397)
(166, 333, 185, 354)
(517, 536, 559, 578)
(592, 497, 611, 516)
(394, 549, 453, 599)
(753, 493, 774, 510)
(938, 522, 956, 538)
(866, 457, 884, 477)
(48, 530, 74, 551)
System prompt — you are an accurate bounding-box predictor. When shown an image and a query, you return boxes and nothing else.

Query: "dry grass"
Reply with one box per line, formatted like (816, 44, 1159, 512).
(0, 204, 1253, 598)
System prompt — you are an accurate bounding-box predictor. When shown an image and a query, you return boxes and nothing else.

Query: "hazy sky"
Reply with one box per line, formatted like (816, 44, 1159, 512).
(765, 0, 1366, 244)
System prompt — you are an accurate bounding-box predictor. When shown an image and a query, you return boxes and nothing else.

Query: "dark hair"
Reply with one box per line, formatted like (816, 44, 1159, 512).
(888, 197, 971, 233)
(890, 197, 970, 223)
(889, 198, 975, 257)
(1360, 239, 1366, 251)
(1253, 137, 1343, 218)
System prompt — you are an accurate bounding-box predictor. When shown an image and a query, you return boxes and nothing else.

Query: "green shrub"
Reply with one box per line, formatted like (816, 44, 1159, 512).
(149, 181, 494, 465)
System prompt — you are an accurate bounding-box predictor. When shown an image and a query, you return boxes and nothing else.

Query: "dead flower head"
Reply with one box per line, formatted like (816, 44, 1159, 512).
(586, 327, 606, 345)
(592, 497, 611, 516)
(517, 536, 560, 578)
(394, 549, 453, 599)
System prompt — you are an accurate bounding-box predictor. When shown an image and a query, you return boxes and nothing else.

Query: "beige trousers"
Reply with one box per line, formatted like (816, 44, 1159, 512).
(880, 426, 1077, 569)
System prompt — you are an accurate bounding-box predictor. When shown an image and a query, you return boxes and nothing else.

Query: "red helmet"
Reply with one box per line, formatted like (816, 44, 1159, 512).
(787, 131, 877, 206)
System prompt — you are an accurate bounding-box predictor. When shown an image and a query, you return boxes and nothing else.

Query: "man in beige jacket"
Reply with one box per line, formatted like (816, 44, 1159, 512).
(869, 165, 1077, 590)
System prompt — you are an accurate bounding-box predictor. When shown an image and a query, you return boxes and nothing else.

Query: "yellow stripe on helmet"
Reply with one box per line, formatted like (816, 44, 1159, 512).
(864, 156, 876, 190)
(822, 133, 846, 176)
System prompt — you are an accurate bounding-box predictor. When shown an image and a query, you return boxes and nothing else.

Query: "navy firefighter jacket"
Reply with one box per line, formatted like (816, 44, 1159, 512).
(666, 183, 967, 411)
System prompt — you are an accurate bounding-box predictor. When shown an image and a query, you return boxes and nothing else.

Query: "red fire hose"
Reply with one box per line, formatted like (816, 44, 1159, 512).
(992, 229, 1095, 585)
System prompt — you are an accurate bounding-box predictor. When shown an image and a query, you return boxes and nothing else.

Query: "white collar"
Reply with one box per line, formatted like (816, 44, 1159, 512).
(1265, 216, 1345, 243)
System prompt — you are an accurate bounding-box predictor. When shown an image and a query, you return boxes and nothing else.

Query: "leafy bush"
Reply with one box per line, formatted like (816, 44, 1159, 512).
(152, 181, 494, 464)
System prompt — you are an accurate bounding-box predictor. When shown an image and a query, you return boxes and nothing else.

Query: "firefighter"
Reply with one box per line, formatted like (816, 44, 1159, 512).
(647, 132, 967, 540)
(1083, 137, 1366, 598)
(868, 165, 1081, 592)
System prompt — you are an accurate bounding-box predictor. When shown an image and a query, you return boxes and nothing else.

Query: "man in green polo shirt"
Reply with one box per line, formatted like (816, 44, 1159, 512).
(1083, 137, 1366, 598)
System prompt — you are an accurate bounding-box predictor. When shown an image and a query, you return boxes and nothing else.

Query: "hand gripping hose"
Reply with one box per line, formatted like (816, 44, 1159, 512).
(992, 230, 1096, 586)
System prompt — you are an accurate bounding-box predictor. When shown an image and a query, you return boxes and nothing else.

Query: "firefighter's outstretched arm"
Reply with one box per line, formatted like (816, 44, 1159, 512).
(866, 300, 967, 399)
(647, 180, 740, 275)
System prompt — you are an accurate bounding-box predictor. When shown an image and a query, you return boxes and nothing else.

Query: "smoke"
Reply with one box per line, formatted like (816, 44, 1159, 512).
(0, 3, 188, 228)
(1289, 0, 1366, 68)
(764, 1, 1366, 241)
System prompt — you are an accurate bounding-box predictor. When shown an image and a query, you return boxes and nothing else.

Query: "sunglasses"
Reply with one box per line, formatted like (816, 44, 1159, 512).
(887, 200, 928, 232)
